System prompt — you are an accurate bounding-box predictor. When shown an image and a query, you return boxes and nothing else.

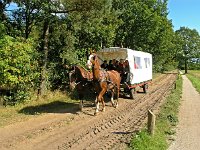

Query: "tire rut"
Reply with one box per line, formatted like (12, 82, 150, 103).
(57, 74, 177, 150)
(0, 73, 177, 150)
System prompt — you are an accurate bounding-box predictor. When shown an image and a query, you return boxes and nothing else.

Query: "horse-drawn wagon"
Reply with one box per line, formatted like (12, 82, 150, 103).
(97, 47, 152, 99)
(69, 47, 152, 114)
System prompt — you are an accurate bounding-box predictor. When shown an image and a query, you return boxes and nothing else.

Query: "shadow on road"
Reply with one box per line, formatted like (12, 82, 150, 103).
(18, 101, 80, 115)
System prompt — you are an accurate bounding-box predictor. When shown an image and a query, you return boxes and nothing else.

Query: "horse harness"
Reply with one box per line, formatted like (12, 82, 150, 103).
(82, 71, 93, 81)
(95, 68, 118, 90)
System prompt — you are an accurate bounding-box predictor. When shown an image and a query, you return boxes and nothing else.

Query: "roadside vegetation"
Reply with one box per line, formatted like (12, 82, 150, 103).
(0, 0, 199, 106)
(0, 1, 199, 149)
(186, 70, 200, 93)
(0, 91, 78, 127)
(0, 73, 162, 127)
(129, 75, 182, 150)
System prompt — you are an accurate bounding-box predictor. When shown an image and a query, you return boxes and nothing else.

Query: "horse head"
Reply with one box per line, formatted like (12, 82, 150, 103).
(69, 65, 83, 84)
(69, 64, 93, 91)
(87, 53, 95, 69)
(87, 53, 101, 69)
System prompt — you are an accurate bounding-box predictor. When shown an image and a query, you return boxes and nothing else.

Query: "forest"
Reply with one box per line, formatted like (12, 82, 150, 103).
(0, 0, 200, 104)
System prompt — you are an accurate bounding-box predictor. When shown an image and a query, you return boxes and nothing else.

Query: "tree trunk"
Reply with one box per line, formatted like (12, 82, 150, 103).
(25, 8, 30, 39)
(184, 58, 188, 74)
(0, 1, 6, 21)
(38, 20, 49, 96)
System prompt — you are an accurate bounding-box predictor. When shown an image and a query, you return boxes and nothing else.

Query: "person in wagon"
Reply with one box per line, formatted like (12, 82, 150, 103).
(108, 59, 114, 70)
(111, 59, 117, 70)
(115, 60, 119, 68)
(101, 60, 108, 70)
(123, 60, 130, 84)
(117, 59, 124, 73)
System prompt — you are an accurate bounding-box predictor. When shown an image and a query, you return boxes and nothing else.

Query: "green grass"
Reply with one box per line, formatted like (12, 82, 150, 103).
(186, 70, 200, 93)
(129, 75, 182, 150)
(0, 91, 79, 127)
(153, 73, 162, 79)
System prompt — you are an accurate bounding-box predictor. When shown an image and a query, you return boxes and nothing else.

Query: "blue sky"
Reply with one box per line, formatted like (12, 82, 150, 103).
(167, 0, 200, 33)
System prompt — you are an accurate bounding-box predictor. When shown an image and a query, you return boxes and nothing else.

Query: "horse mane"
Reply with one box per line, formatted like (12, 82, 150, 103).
(90, 53, 101, 69)
(75, 65, 93, 81)
(95, 56, 101, 68)
(76, 65, 88, 72)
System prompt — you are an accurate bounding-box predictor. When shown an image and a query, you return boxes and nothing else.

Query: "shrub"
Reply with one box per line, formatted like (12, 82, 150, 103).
(0, 35, 39, 104)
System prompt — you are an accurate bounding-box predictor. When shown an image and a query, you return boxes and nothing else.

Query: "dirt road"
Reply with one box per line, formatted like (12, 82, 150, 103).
(0, 73, 177, 150)
(168, 74, 200, 150)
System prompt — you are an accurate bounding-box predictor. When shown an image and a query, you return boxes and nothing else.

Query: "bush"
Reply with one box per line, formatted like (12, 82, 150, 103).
(0, 35, 39, 104)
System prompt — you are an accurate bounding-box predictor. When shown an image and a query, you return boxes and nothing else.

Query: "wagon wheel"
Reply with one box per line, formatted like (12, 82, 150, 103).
(130, 88, 136, 99)
(142, 84, 148, 93)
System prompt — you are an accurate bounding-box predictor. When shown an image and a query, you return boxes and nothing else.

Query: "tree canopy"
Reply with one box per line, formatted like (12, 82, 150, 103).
(175, 27, 200, 72)
(0, 0, 200, 104)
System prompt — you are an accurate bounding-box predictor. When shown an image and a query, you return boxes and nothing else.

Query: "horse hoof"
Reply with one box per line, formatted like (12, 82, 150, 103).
(94, 112, 98, 116)
(115, 103, 118, 108)
(102, 108, 105, 112)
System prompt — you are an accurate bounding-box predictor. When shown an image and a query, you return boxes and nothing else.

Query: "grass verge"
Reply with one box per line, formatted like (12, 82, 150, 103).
(186, 70, 200, 93)
(0, 91, 79, 127)
(129, 75, 182, 150)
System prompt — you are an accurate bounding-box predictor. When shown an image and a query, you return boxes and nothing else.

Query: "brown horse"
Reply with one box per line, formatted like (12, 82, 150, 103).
(69, 65, 93, 110)
(87, 53, 121, 115)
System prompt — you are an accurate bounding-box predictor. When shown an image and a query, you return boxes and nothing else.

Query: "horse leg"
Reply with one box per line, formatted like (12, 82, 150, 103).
(115, 86, 120, 108)
(94, 95, 105, 115)
(94, 88, 106, 115)
(115, 97, 119, 108)
(94, 93, 101, 115)
(99, 88, 107, 112)
(110, 89, 116, 107)
(111, 86, 119, 108)
(95, 96, 98, 106)
(79, 100, 83, 111)
(78, 91, 84, 111)
(94, 97, 100, 115)
(101, 96, 106, 112)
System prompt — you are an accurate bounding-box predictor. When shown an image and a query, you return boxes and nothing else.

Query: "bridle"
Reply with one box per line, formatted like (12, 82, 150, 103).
(69, 66, 92, 88)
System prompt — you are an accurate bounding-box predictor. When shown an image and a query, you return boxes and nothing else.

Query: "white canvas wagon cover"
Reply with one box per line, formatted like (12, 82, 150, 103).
(97, 47, 152, 85)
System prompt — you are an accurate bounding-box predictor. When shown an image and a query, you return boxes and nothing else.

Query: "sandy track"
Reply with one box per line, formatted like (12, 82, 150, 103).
(168, 74, 200, 150)
(0, 73, 177, 150)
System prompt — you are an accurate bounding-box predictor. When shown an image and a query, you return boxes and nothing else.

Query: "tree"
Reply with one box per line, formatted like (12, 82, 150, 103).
(10, 0, 114, 95)
(0, 35, 39, 103)
(11, 0, 43, 39)
(0, 0, 12, 21)
(112, 0, 176, 72)
(66, 0, 120, 60)
(175, 27, 200, 73)
(12, 0, 62, 95)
